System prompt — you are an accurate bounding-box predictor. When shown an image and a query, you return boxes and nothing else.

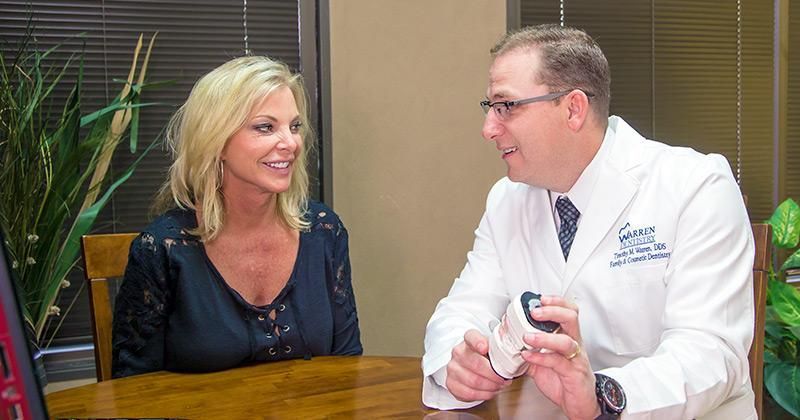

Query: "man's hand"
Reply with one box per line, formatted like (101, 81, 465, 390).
(445, 329, 511, 402)
(521, 295, 601, 420)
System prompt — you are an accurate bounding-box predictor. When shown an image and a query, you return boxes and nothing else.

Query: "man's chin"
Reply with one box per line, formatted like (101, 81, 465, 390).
(507, 172, 548, 189)
(506, 172, 529, 185)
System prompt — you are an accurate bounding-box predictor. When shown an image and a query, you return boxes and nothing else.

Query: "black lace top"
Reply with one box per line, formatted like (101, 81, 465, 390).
(111, 201, 362, 378)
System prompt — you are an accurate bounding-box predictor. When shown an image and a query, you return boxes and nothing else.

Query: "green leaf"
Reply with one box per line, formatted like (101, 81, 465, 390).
(766, 363, 800, 417)
(37, 138, 159, 337)
(129, 97, 140, 153)
(766, 322, 786, 341)
(2, 31, 162, 344)
(764, 349, 781, 365)
(768, 278, 800, 328)
(79, 102, 155, 127)
(767, 198, 800, 249)
(782, 248, 800, 272)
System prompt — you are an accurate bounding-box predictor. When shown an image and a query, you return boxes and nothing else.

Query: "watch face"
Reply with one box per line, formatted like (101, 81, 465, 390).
(601, 377, 626, 412)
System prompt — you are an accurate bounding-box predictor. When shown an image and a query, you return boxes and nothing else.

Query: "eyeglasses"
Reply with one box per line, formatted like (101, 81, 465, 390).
(480, 89, 595, 118)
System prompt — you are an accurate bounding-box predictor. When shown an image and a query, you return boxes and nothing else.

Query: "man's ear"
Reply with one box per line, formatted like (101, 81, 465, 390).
(565, 90, 590, 132)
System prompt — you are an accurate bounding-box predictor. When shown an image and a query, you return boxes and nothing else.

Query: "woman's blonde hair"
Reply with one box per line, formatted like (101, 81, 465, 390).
(155, 55, 313, 240)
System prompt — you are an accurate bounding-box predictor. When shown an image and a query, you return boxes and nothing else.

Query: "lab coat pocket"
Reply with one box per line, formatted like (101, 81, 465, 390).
(604, 263, 667, 356)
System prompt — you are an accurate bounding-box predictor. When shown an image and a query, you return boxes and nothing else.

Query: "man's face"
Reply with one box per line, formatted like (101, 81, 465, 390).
(482, 49, 568, 190)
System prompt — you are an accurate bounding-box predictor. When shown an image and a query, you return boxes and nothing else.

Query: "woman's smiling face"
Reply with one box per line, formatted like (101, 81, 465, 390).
(220, 85, 303, 197)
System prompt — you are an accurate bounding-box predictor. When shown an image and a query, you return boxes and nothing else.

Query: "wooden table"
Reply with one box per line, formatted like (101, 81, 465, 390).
(46, 356, 564, 419)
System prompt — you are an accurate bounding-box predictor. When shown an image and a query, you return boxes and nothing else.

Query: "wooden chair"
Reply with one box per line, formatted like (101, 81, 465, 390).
(750, 223, 771, 420)
(80, 233, 138, 382)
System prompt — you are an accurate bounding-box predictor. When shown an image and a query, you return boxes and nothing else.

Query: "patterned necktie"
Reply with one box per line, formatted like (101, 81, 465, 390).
(556, 196, 580, 260)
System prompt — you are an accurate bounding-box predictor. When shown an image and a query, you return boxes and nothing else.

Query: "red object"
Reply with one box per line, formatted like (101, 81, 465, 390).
(0, 231, 48, 419)
(0, 306, 34, 420)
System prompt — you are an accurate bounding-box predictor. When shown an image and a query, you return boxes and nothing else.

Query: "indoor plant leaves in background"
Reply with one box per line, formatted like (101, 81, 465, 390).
(764, 198, 800, 417)
(0, 30, 159, 348)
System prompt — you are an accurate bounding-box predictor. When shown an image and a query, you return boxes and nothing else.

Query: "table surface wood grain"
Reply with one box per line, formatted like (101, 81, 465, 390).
(46, 356, 563, 419)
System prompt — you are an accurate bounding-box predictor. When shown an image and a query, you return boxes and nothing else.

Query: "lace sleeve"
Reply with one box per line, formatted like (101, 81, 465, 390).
(329, 219, 363, 355)
(111, 232, 172, 378)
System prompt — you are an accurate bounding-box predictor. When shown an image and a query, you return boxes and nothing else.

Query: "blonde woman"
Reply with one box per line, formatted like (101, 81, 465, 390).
(112, 56, 361, 377)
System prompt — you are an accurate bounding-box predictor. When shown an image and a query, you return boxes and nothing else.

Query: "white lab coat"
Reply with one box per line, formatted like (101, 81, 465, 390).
(422, 116, 756, 419)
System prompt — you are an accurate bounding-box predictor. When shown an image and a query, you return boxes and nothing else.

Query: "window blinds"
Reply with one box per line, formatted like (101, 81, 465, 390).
(516, 0, 774, 220)
(1, 0, 302, 348)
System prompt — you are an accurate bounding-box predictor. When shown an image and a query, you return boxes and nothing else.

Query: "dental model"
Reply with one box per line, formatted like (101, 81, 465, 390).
(488, 291, 560, 379)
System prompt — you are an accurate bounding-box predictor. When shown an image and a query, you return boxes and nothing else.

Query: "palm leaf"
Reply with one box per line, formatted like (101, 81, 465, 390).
(0, 31, 162, 343)
(35, 138, 159, 337)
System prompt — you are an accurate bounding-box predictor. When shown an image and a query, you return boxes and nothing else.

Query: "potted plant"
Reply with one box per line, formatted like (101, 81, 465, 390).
(0, 28, 159, 359)
(763, 198, 800, 417)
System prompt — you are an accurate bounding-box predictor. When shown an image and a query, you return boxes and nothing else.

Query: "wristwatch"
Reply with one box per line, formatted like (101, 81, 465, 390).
(594, 373, 626, 419)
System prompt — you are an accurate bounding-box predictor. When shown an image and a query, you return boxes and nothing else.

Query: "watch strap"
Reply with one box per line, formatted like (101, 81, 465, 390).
(594, 373, 625, 419)
(594, 414, 618, 420)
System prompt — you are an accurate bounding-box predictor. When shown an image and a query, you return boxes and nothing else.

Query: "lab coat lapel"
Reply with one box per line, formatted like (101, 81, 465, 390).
(562, 121, 641, 292)
(527, 187, 565, 277)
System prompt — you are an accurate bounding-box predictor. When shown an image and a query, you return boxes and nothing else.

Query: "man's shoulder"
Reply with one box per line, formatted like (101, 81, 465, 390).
(636, 139, 732, 181)
(610, 118, 732, 181)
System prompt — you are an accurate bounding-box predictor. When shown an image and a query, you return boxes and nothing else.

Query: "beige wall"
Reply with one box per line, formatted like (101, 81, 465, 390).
(329, 0, 507, 356)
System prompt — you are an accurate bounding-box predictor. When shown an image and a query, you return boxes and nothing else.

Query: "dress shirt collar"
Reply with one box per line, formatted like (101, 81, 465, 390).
(549, 122, 616, 229)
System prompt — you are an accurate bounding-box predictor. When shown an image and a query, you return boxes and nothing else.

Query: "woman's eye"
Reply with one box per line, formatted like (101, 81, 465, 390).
(254, 123, 274, 133)
(290, 121, 303, 134)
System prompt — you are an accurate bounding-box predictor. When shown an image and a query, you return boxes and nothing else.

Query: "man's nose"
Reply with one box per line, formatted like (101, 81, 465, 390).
(481, 111, 503, 142)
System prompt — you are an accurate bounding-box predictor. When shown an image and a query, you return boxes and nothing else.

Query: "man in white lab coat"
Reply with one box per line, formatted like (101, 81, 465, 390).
(422, 25, 756, 419)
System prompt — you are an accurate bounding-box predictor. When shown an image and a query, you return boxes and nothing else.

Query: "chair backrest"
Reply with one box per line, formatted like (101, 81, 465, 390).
(750, 223, 771, 420)
(80, 233, 138, 382)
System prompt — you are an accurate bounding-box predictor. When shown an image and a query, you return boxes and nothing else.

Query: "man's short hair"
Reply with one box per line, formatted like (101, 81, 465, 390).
(491, 24, 611, 121)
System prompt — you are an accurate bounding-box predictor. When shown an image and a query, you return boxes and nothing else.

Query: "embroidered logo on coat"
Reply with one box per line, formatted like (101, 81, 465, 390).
(617, 222, 656, 249)
(609, 222, 671, 268)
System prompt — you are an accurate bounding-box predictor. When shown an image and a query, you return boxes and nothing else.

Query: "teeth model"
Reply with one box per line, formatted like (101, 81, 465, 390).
(488, 291, 560, 379)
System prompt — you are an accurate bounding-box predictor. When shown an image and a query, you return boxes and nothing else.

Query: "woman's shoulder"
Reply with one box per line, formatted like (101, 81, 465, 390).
(138, 207, 199, 243)
(304, 200, 347, 235)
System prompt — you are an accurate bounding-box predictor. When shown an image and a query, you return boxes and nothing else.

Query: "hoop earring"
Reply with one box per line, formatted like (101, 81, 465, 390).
(218, 161, 225, 191)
